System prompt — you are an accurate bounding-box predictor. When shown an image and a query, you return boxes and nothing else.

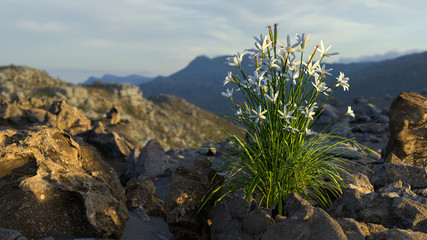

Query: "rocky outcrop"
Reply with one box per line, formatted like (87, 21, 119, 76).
(0, 126, 128, 239)
(45, 100, 92, 135)
(385, 91, 427, 168)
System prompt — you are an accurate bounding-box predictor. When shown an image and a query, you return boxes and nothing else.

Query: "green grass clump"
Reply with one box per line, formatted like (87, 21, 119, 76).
(203, 24, 370, 215)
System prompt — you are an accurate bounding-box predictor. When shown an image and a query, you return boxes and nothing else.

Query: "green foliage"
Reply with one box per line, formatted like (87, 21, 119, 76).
(203, 24, 362, 216)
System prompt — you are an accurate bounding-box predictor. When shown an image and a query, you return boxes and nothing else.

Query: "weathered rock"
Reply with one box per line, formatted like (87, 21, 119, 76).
(45, 100, 92, 135)
(0, 126, 128, 239)
(165, 157, 219, 240)
(346, 172, 374, 195)
(329, 188, 427, 232)
(0, 228, 28, 240)
(377, 181, 427, 205)
(261, 193, 347, 240)
(88, 131, 134, 160)
(0, 102, 25, 124)
(367, 228, 427, 240)
(26, 108, 47, 123)
(122, 139, 168, 179)
(337, 218, 370, 240)
(125, 177, 166, 219)
(385, 92, 427, 168)
(91, 121, 107, 134)
(372, 163, 427, 189)
(243, 207, 275, 237)
(106, 106, 120, 125)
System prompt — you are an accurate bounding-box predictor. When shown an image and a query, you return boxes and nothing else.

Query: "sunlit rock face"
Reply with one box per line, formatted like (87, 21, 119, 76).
(0, 126, 128, 239)
(385, 91, 427, 168)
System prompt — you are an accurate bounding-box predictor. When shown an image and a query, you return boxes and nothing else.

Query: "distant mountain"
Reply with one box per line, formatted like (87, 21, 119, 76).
(337, 49, 424, 64)
(139, 52, 427, 116)
(83, 74, 155, 85)
(139, 55, 249, 116)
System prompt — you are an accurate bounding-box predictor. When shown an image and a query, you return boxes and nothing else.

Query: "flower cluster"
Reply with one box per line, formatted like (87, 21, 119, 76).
(222, 25, 355, 137)
(210, 24, 362, 215)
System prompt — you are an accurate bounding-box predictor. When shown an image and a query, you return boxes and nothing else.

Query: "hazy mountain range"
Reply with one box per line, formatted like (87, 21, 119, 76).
(81, 51, 427, 117)
(137, 52, 427, 116)
(83, 74, 154, 85)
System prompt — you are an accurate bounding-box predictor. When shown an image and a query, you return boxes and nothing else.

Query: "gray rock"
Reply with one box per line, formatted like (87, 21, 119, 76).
(210, 189, 257, 240)
(337, 218, 370, 240)
(329, 188, 427, 232)
(138, 139, 169, 177)
(122, 139, 168, 179)
(0, 228, 28, 240)
(261, 193, 347, 240)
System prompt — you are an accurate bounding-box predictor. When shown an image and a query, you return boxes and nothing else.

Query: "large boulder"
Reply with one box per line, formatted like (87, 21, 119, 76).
(385, 92, 427, 168)
(0, 126, 128, 239)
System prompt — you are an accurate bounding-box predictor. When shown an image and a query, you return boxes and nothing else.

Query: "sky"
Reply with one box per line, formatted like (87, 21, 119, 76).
(1, 0, 426, 84)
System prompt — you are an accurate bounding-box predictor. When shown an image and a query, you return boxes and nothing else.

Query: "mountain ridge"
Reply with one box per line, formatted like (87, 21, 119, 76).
(139, 51, 427, 116)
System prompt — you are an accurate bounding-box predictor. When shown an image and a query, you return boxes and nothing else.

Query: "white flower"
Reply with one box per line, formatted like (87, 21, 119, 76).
(346, 106, 355, 118)
(312, 77, 331, 95)
(225, 51, 246, 69)
(266, 89, 279, 103)
(336, 72, 350, 91)
(250, 105, 267, 123)
(305, 128, 315, 135)
(317, 40, 339, 58)
(283, 126, 299, 133)
(221, 88, 233, 98)
(317, 64, 333, 76)
(224, 72, 233, 85)
(263, 57, 281, 70)
(296, 33, 312, 49)
(249, 70, 266, 87)
(285, 69, 299, 85)
(235, 107, 243, 117)
(249, 34, 271, 56)
(278, 103, 296, 124)
(301, 106, 316, 120)
(305, 60, 320, 76)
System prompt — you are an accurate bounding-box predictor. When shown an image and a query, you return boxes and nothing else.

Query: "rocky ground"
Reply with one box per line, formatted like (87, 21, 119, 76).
(0, 65, 426, 240)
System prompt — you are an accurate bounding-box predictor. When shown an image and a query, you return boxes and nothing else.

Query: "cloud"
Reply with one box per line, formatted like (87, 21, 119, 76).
(15, 20, 68, 33)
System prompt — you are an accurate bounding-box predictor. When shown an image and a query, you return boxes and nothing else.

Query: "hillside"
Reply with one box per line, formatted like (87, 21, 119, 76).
(139, 52, 427, 116)
(0, 65, 240, 150)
